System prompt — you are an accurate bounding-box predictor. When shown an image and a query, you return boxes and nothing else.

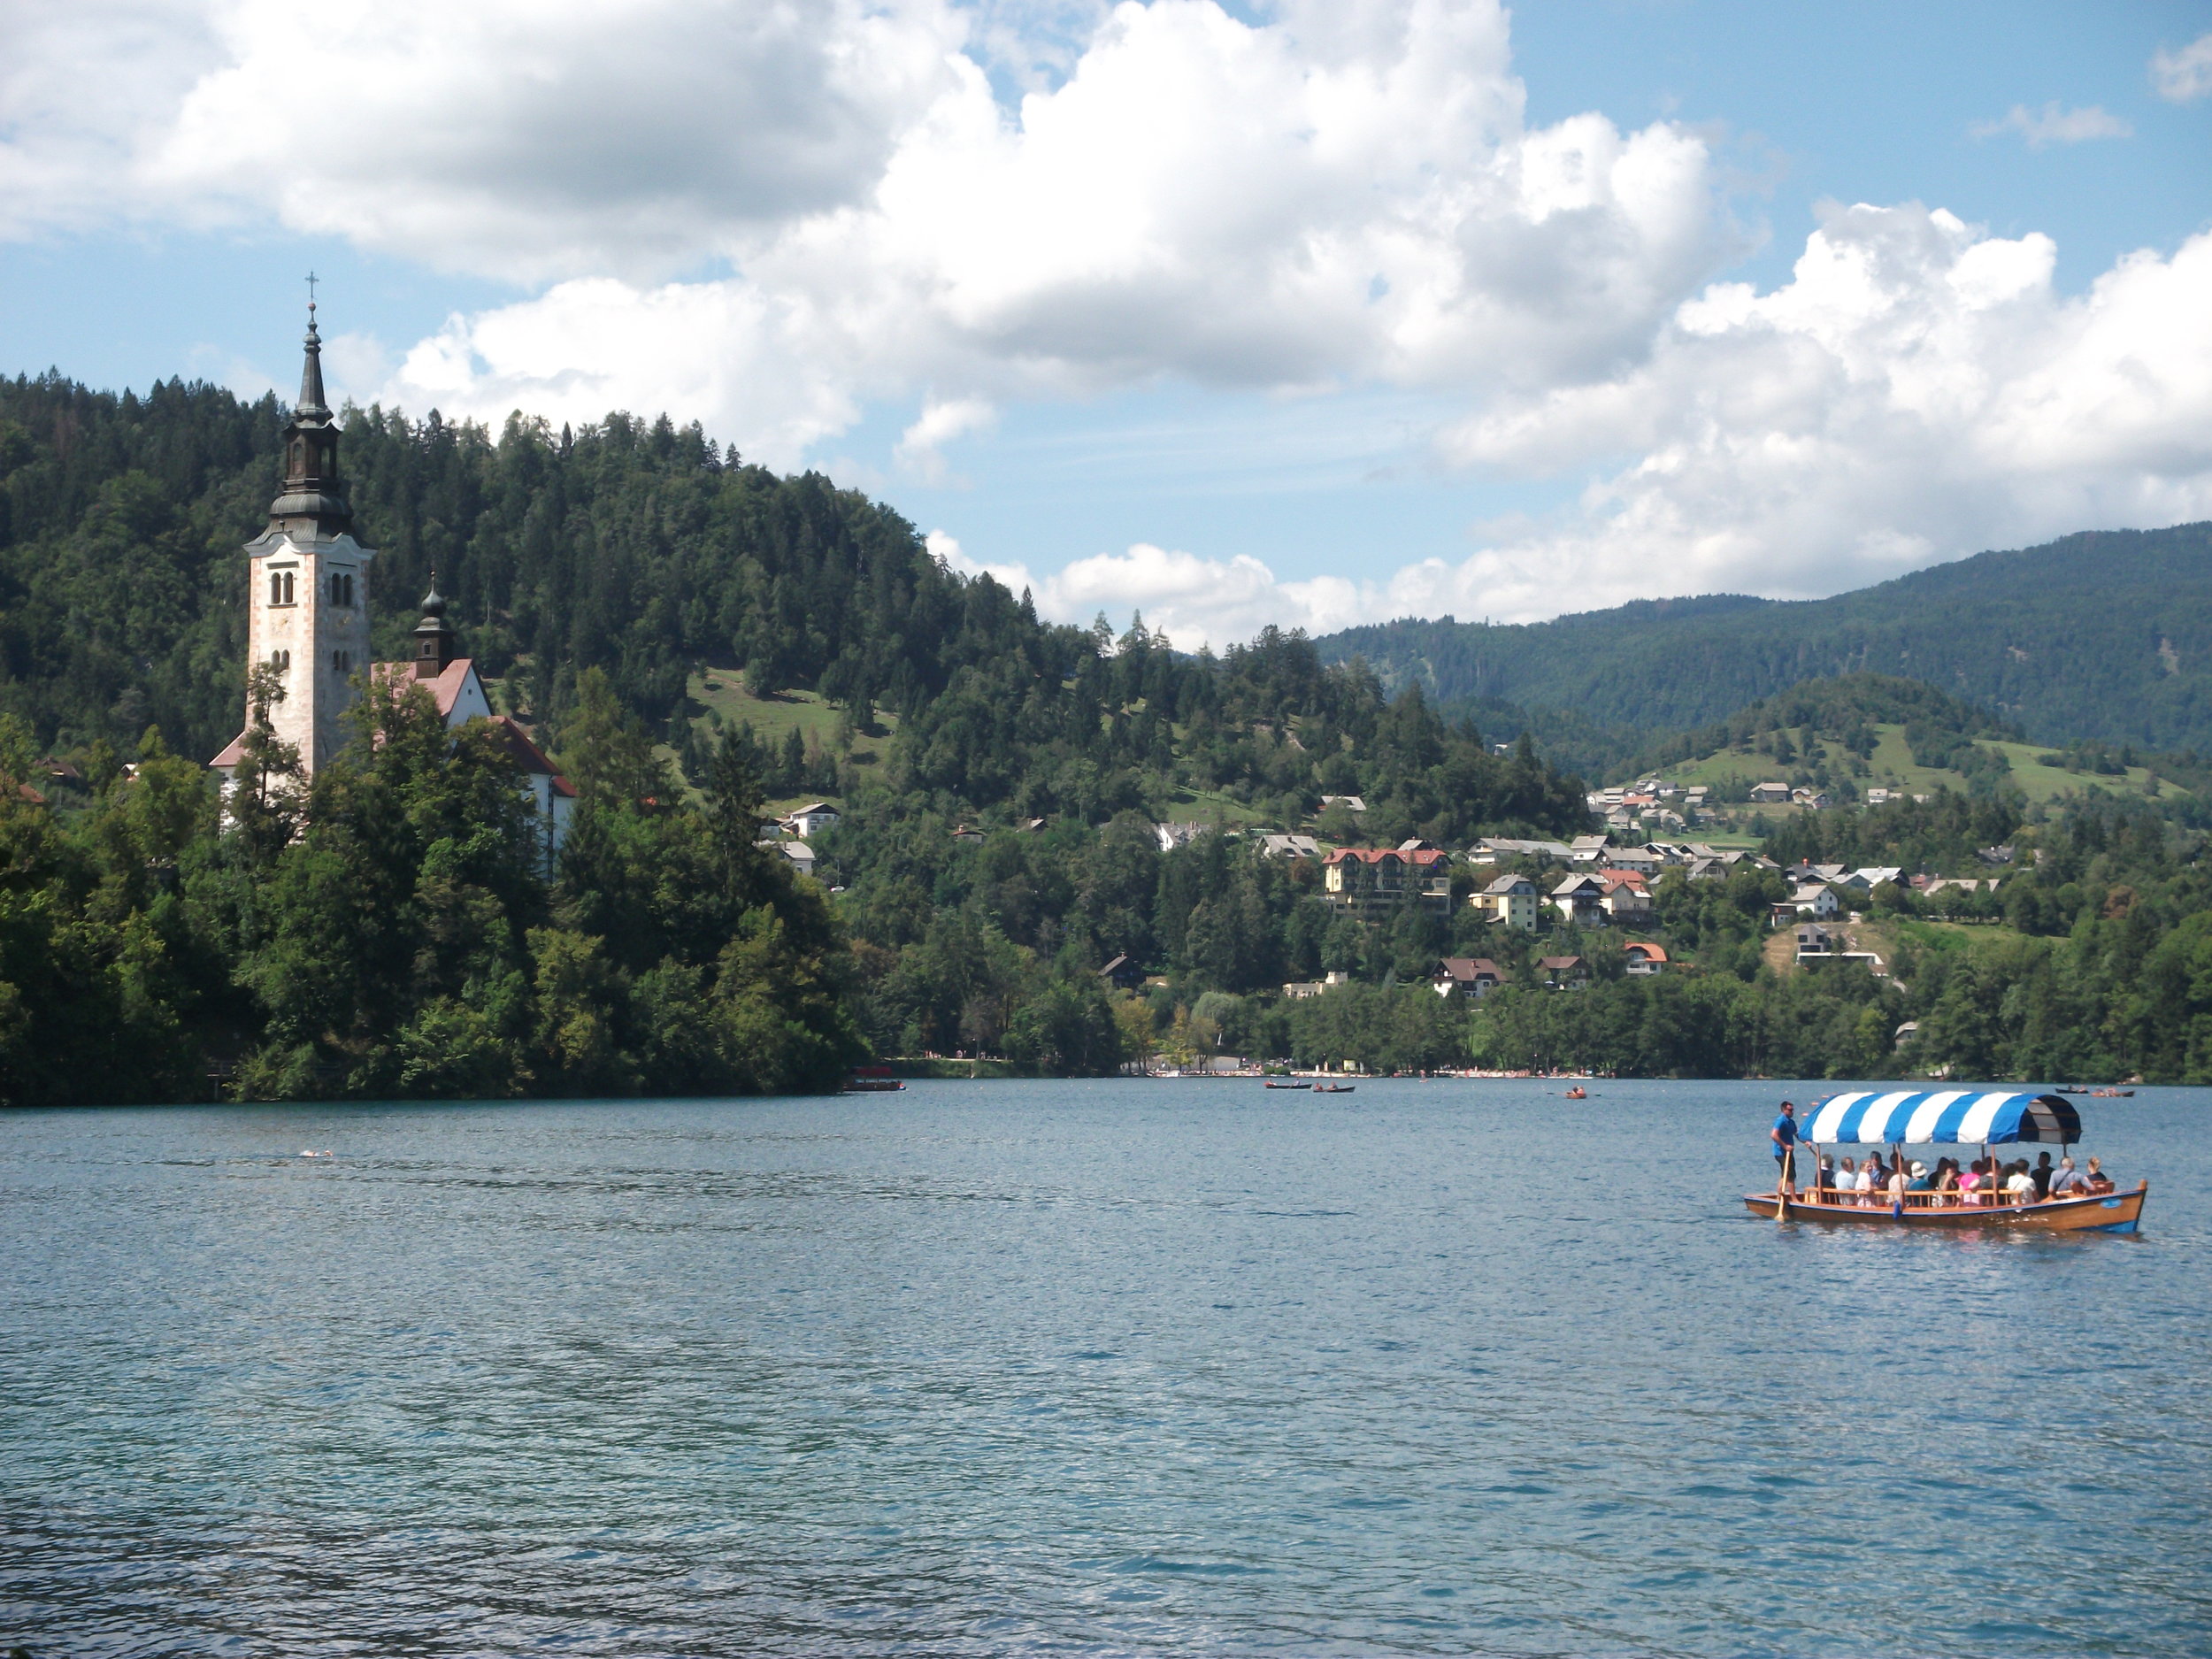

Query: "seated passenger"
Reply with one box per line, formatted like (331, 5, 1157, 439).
(2003, 1160, 2037, 1203)
(1836, 1156, 1857, 1194)
(2032, 1151, 2055, 1199)
(1906, 1160, 1932, 1193)
(1959, 1158, 1988, 1202)
(2047, 1156, 2088, 1196)
(1848, 1155, 1877, 1204)
(2085, 1156, 2115, 1194)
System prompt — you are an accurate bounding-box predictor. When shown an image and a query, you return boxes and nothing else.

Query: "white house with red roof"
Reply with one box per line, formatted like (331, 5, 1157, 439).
(1599, 871, 1654, 922)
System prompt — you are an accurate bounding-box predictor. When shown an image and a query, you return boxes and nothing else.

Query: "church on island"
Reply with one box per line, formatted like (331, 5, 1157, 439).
(210, 302, 575, 863)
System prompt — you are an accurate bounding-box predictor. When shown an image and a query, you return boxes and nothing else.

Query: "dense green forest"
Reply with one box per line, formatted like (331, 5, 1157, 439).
(8, 370, 2212, 1101)
(1319, 521, 2212, 754)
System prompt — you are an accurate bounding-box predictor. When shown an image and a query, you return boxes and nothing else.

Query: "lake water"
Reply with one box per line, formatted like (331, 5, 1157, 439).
(3, 1079, 2207, 1656)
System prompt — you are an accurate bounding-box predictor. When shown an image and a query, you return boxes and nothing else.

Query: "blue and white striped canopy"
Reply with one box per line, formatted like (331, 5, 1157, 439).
(1801, 1089, 2083, 1146)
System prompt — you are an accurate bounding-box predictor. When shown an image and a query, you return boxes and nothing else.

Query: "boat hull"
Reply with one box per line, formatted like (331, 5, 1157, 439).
(1744, 1182, 2147, 1233)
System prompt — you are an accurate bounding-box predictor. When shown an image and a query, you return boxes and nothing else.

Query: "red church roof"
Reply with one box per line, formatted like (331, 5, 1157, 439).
(484, 715, 575, 796)
(371, 657, 480, 719)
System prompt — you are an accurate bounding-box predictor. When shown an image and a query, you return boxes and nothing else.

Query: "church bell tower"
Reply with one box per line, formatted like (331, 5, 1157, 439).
(241, 288, 375, 773)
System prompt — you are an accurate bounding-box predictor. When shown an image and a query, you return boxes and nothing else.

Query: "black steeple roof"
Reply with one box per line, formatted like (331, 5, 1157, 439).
(411, 572, 457, 678)
(268, 290, 352, 537)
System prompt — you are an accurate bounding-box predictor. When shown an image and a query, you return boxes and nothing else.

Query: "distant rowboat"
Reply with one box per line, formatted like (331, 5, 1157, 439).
(1747, 1089, 2147, 1233)
(1264, 1080, 1311, 1089)
(1310, 1083, 1356, 1094)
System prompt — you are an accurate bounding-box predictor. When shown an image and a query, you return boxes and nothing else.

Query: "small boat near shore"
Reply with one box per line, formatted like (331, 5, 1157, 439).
(844, 1066, 906, 1093)
(1264, 1080, 1311, 1090)
(1747, 1089, 2147, 1233)
(1311, 1083, 1356, 1094)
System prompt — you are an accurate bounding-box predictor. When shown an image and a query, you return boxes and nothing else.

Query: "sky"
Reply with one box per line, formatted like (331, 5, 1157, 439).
(4, 0, 2209, 647)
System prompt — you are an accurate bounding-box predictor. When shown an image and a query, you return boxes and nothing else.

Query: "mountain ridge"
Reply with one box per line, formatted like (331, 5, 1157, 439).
(1316, 523, 2212, 751)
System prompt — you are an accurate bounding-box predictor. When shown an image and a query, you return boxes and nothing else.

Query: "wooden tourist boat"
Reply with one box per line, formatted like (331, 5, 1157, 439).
(1745, 1089, 2147, 1233)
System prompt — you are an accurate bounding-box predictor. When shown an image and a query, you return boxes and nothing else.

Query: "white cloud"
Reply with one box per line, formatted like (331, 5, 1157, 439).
(1431, 206, 2212, 614)
(895, 396, 997, 482)
(0, 0, 223, 238)
(152, 0, 969, 283)
(946, 206, 2212, 644)
(142, 0, 1731, 451)
(2151, 32, 2212, 102)
(930, 531, 1364, 649)
(1970, 102, 2132, 149)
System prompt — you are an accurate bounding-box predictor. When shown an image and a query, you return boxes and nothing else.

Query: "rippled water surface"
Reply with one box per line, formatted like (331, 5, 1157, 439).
(3, 1079, 2208, 1655)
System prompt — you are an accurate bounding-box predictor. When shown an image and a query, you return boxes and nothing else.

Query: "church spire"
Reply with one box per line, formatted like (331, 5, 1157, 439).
(297, 280, 329, 417)
(268, 275, 351, 536)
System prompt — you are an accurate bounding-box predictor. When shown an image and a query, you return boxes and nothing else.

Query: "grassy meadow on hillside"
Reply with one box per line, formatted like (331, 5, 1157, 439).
(1659, 722, 2188, 806)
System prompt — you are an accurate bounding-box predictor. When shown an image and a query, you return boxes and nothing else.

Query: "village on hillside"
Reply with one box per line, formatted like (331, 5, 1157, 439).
(757, 791, 2019, 1022)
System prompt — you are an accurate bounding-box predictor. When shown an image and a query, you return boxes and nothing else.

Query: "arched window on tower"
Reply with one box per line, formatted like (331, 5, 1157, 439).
(270, 572, 283, 606)
(271, 649, 290, 672)
(281, 571, 295, 605)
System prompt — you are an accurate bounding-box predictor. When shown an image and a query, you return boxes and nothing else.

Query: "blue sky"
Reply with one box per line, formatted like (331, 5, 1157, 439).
(4, 0, 2208, 643)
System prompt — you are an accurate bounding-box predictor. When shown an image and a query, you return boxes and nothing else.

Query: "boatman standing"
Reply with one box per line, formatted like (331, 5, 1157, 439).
(1770, 1101, 1804, 1195)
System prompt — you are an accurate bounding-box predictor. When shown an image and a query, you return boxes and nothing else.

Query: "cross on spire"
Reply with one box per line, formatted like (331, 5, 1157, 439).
(306, 270, 319, 319)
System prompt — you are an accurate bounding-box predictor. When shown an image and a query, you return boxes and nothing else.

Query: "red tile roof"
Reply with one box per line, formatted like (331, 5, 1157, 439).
(1324, 847, 1448, 866)
(484, 715, 576, 796)
(1436, 956, 1503, 982)
(371, 657, 479, 718)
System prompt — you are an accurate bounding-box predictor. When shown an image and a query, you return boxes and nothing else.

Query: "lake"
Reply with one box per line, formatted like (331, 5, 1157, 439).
(2, 1079, 2207, 1655)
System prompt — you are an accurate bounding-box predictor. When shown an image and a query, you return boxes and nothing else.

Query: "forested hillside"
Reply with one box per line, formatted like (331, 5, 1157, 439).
(13, 369, 2212, 1101)
(0, 372, 1581, 842)
(1319, 522, 2212, 752)
(0, 372, 1595, 1102)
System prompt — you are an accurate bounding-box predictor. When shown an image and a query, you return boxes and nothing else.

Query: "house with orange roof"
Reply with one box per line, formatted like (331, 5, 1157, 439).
(1322, 846, 1451, 917)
